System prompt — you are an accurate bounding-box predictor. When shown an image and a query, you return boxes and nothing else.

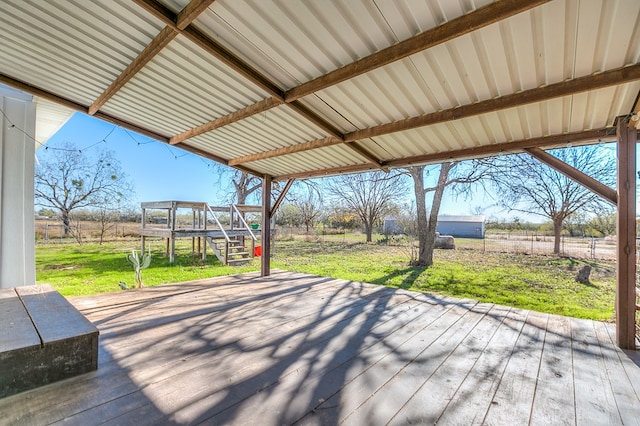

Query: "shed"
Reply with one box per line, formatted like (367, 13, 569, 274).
(436, 215, 486, 239)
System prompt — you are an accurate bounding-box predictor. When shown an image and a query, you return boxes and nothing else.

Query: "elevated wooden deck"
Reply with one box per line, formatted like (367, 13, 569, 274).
(139, 226, 261, 240)
(1, 271, 639, 425)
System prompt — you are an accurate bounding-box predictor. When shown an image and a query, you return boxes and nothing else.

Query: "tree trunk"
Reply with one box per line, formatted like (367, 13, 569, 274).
(61, 210, 71, 236)
(553, 217, 563, 254)
(364, 222, 373, 242)
(410, 163, 454, 267)
(410, 166, 429, 264)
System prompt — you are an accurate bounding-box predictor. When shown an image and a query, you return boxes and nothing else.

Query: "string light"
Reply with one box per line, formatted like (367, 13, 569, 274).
(1, 105, 223, 170)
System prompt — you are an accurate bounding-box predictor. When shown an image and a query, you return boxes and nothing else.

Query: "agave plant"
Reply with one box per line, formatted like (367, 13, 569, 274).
(126, 247, 151, 288)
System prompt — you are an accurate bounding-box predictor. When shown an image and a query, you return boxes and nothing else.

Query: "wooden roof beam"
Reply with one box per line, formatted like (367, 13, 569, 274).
(0, 72, 171, 143)
(285, 0, 550, 102)
(347, 63, 640, 142)
(132, 0, 387, 167)
(89, 0, 215, 115)
(0, 71, 267, 177)
(232, 65, 640, 166)
(384, 129, 620, 168)
(134, 0, 283, 98)
(273, 128, 632, 181)
(139, 0, 547, 171)
(170, 97, 283, 145)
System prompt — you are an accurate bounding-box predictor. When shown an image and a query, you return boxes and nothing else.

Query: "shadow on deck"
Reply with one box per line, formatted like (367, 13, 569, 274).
(1, 270, 639, 425)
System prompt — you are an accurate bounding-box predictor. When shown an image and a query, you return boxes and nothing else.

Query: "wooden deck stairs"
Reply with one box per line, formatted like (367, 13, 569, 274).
(208, 236, 252, 266)
(206, 204, 260, 266)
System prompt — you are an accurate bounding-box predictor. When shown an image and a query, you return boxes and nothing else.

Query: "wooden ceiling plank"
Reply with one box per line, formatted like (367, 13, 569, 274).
(524, 147, 617, 205)
(347, 63, 640, 142)
(285, 0, 550, 102)
(170, 97, 283, 144)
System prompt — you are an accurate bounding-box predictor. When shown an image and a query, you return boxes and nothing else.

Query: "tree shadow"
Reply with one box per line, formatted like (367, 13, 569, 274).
(4, 271, 637, 424)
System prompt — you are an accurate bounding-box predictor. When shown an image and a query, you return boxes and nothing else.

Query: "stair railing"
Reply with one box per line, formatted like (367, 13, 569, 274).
(232, 204, 257, 258)
(206, 204, 231, 264)
(232, 204, 257, 240)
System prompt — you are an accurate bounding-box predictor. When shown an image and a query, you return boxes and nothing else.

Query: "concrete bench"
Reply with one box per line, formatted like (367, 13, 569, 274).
(0, 285, 98, 398)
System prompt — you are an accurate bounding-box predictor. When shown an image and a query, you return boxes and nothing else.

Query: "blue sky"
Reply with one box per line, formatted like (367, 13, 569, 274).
(42, 113, 229, 206)
(41, 112, 513, 220)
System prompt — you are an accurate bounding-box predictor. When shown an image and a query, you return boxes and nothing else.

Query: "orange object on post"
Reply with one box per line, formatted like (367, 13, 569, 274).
(254, 245, 262, 257)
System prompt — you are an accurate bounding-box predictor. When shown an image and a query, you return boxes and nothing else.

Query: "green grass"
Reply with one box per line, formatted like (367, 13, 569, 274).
(271, 240, 616, 321)
(36, 238, 616, 321)
(36, 240, 259, 296)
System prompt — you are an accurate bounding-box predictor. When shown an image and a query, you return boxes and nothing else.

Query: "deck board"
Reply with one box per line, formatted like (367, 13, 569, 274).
(0, 271, 638, 426)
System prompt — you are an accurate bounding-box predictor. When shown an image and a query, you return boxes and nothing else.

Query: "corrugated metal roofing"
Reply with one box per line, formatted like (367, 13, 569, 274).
(0, 0, 638, 180)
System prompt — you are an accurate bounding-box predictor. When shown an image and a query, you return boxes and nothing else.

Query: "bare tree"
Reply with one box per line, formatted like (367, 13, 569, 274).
(485, 145, 615, 254)
(408, 160, 488, 267)
(291, 185, 323, 235)
(35, 143, 133, 236)
(327, 171, 404, 242)
(232, 171, 261, 205)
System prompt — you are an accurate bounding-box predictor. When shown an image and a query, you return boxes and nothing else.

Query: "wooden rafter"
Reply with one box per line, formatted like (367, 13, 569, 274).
(163, 0, 547, 165)
(231, 65, 640, 167)
(0, 66, 270, 177)
(228, 137, 341, 166)
(0, 72, 170, 143)
(346, 64, 640, 142)
(133, 0, 283, 98)
(285, 0, 550, 102)
(88, 26, 178, 115)
(132, 0, 383, 168)
(89, 0, 215, 116)
(272, 128, 630, 181)
(170, 97, 283, 145)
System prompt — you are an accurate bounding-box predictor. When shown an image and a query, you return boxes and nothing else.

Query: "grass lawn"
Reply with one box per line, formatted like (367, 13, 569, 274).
(36, 237, 616, 321)
(36, 239, 259, 296)
(271, 240, 616, 321)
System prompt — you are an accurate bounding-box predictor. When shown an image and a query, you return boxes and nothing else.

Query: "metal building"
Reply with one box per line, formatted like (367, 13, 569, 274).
(436, 215, 486, 239)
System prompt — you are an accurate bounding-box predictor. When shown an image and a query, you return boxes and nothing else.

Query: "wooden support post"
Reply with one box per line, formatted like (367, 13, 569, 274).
(616, 115, 637, 350)
(261, 175, 272, 277)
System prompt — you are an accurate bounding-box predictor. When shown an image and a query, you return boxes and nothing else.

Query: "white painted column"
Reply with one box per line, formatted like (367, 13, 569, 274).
(0, 87, 36, 288)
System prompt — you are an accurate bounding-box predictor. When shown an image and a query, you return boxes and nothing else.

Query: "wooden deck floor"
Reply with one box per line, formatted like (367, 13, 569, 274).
(1, 271, 639, 425)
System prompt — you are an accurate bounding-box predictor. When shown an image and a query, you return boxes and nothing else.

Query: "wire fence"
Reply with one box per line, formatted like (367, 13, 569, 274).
(34, 220, 141, 242)
(455, 232, 616, 261)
